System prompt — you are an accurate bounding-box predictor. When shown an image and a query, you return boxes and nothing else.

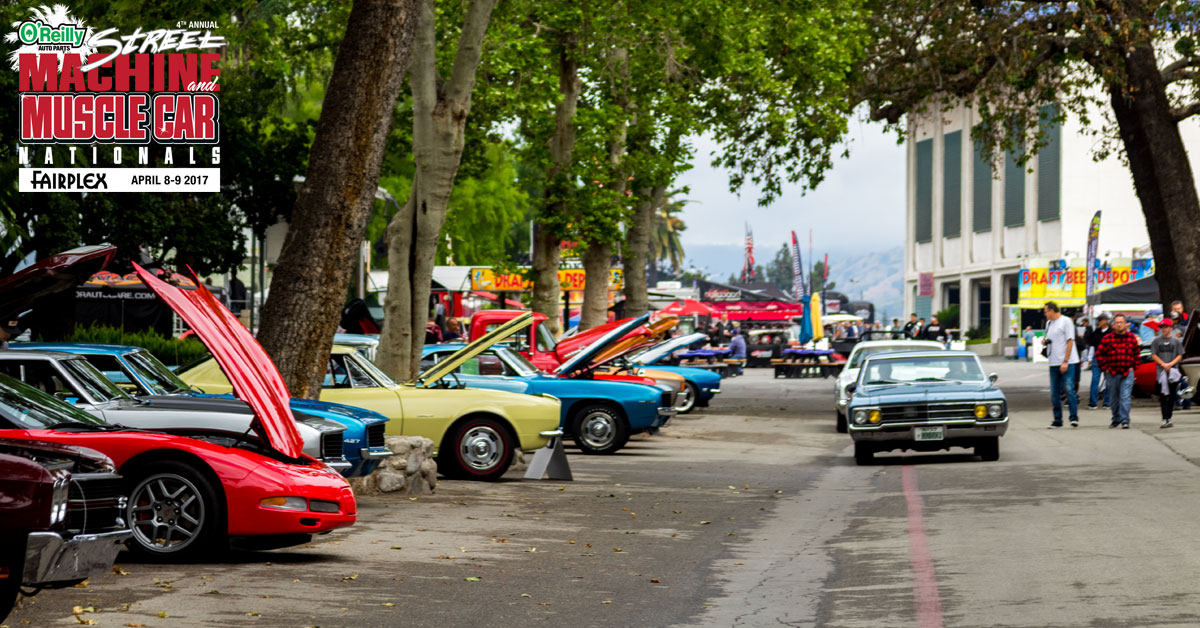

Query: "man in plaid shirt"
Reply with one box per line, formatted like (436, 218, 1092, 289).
(1095, 314, 1141, 428)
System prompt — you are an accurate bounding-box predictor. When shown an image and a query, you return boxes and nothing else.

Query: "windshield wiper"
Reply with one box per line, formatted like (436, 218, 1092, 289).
(865, 379, 898, 385)
(45, 421, 112, 431)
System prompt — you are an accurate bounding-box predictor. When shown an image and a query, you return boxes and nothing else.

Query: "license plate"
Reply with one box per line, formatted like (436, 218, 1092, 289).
(914, 426, 944, 441)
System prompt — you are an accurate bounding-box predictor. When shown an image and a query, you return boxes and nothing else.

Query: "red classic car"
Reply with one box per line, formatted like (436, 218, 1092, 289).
(0, 247, 356, 558)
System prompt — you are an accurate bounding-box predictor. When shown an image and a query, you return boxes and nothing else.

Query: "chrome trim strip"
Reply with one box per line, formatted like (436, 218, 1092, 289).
(360, 447, 393, 459)
(23, 530, 131, 584)
(539, 429, 564, 438)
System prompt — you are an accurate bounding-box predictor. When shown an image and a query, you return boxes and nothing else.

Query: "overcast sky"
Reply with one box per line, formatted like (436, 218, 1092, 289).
(673, 118, 906, 277)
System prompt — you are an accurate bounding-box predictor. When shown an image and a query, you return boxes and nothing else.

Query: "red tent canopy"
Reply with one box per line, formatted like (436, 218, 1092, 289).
(659, 299, 716, 316)
(707, 300, 804, 321)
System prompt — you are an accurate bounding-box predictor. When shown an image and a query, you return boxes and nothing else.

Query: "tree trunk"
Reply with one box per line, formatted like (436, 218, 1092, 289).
(376, 0, 497, 382)
(258, 0, 417, 398)
(1108, 44, 1200, 313)
(623, 185, 662, 318)
(531, 39, 581, 336)
(579, 244, 612, 329)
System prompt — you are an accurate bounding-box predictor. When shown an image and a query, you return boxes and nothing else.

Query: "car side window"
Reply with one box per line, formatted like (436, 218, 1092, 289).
(419, 354, 439, 371)
(342, 356, 377, 388)
(0, 361, 73, 399)
(81, 355, 139, 392)
(325, 357, 352, 388)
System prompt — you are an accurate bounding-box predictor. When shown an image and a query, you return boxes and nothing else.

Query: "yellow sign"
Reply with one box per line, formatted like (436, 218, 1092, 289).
(469, 267, 623, 292)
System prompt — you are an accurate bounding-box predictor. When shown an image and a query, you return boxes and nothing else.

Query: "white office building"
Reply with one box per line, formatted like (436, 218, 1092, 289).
(903, 102, 1200, 351)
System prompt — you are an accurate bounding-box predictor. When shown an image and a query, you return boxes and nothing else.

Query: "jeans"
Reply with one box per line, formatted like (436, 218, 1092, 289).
(1050, 363, 1079, 425)
(1089, 363, 1110, 407)
(1105, 370, 1135, 425)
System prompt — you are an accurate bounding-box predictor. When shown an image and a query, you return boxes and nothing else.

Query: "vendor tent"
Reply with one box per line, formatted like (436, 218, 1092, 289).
(1086, 274, 1160, 305)
(659, 299, 716, 316)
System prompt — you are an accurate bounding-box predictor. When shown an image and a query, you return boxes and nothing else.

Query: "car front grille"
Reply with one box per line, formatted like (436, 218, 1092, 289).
(661, 391, 673, 408)
(321, 432, 344, 461)
(366, 423, 385, 448)
(67, 473, 127, 534)
(878, 402, 980, 424)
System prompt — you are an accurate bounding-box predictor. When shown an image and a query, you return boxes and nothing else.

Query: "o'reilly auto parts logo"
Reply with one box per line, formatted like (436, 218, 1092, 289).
(16, 18, 87, 49)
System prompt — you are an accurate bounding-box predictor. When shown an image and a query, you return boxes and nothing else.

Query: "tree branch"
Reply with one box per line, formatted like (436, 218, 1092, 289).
(409, 0, 440, 118)
(1171, 101, 1200, 122)
(1161, 56, 1200, 84)
(445, 0, 499, 109)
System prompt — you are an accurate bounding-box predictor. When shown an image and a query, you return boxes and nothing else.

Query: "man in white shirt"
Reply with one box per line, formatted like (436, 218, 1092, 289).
(1044, 301, 1081, 428)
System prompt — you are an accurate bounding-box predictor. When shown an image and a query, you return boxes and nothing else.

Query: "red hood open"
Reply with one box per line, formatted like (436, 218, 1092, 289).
(0, 245, 116, 323)
(133, 264, 306, 459)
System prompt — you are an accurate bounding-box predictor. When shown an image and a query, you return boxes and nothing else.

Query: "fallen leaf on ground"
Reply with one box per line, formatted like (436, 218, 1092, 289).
(341, 573, 358, 581)
(112, 566, 131, 576)
(390, 546, 403, 550)
(206, 589, 221, 595)
(651, 578, 661, 583)
(245, 611, 260, 616)
(126, 624, 147, 627)
(613, 548, 623, 552)
(382, 602, 395, 607)
(156, 612, 169, 619)
(602, 600, 612, 604)
(521, 594, 532, 598)
(464, 577, 482, 582)
(700, 521, 711, 525)
(73, 580, 89, 588)
(537, 602, 552, 606)
(495, 538, 509, 543)
(523, 548, 537, 553)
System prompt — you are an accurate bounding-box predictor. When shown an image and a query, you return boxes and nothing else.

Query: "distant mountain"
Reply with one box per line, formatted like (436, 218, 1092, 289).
(824, 246, 904, 321)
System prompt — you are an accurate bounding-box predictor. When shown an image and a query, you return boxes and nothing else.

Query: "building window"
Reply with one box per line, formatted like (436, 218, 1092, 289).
(943, 131, 962, 238)
(915, 138, 933, 243)
(972, 136, 992, 233)
(978, 283, 991, 330)
(1037, 105, 1061, 221)
(1004, 140, 1025, 228)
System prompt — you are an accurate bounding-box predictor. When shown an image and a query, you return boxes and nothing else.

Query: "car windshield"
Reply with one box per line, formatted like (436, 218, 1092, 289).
(126, 350, 192, 395)
(347, 352, 396, 387)
(850, 344, 939, 368)
(60, 358, 133, 403)
(860, 355, 985, 385)
(0, 373, 108, 428)
(495, 347, 539, 376)
(535, 324, 557, 352)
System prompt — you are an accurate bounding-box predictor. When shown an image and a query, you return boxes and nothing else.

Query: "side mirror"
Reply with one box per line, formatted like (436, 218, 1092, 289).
(988, 372, 999, 384)
(845, 383, 857, 396)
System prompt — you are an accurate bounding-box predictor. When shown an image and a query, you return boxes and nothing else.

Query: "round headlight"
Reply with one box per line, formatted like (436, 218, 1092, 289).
(974, 405, 988, 419)
(853, 409, 868, 425)
(988, 403, 1004, 418)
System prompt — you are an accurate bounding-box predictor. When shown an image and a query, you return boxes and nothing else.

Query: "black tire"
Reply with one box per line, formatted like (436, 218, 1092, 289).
(676, 382, 699, 414)
(571, 404, 630, 455)
(853, 441, 874, 466)
(0, 540, 22, 622)
(439, 417, 514, 482)
(125, 460, 224, 560)
(836, 411, 848, 433)
(976, 438, 1000, 462)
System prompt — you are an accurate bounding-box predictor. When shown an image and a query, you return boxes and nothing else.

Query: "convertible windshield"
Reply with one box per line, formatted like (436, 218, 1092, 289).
(60, 358, 133, 403)
(495, 347, 539, 376)
(861, 355, 985, 385)
(0, 374, 108, 429)
(126, 350, 191, 395)
(347, 352, 396, 387)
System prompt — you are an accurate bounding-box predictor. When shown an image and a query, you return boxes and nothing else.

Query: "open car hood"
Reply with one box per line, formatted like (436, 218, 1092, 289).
(556, 314, 651, 377)
(631, 332, 708, 365)
(416, 312, 534, 386)
(0, 245, 115, 323)
(133, 263, 306, 459)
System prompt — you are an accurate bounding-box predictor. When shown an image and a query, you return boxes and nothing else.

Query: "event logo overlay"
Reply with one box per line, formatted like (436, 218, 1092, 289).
(9, 4, 223, 192)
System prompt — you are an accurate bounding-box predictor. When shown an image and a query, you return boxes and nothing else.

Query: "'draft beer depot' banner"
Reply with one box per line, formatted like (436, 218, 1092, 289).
(1018, 258, 1151, 308)
(14, 5, 222, 192)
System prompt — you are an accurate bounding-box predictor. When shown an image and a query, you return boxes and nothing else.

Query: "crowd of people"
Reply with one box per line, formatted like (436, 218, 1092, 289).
(1041, 300, 1191, 430)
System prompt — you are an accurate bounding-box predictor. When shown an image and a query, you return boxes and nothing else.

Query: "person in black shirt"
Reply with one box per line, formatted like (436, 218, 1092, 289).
(902, 313, 919, 338)
(923, 316, 944, 342)
(1085, 313, 1111, 409)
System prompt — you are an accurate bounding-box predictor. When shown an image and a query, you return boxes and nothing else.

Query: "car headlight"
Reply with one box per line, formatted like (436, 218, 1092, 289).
(853, 409, 868, 424)
(852, 409, 881, 425)
(869, 409, 881, 424)
(260, 496, 307, 511)
(974, 405, 988, 419)
(988, 403, 1004, 418)
(49, 470, 70, 526)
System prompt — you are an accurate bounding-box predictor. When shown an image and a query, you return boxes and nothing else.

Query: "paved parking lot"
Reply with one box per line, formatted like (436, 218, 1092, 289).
(8, 358, 1200, 627)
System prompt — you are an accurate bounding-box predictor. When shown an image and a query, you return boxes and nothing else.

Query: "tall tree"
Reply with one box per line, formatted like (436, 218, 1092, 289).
(258, 0, 418, 397)
(376, 0, 499, 381)
(857, 0, 1200, 312)
(766, 244, 794, 294)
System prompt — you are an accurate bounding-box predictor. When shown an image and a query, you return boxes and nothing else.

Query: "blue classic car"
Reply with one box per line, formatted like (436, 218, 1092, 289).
(845, 350, 1008, 465)
(18, 343, 392, 478)
(618, 332, 721, 413)
(420, 316, 673, 455)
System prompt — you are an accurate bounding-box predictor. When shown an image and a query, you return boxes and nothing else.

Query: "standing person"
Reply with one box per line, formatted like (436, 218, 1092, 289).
(1096, 314, 1140, 429)
(0, 321, 21, 350)
(1085, 314, 1111, 409)
(903, 313, 919, 338)
(923, 315, 945, 342)
(229, 275, 247, 315)
(1151, 319, 1184, 428)
(1171, 300, 1188, 323)
(1044, 301, 1081, 428)
(915, 318, 927, 339)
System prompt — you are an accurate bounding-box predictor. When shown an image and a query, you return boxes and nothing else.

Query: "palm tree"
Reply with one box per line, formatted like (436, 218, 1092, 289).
(651, 193, 688, 279)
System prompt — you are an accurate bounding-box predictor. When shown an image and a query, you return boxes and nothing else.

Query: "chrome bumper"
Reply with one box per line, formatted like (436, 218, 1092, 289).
(539, 429, 564, 438)
(23, 530, 131, 586)
(849, 418, 1009, 441)
(360, 447, 393, 460)
(326, 457, 352, 470)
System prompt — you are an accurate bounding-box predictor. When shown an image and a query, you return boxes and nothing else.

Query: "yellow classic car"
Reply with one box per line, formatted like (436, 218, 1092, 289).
(177, 315, 562, 481)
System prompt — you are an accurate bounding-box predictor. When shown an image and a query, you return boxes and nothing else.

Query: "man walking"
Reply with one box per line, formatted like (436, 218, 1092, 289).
(1151, 319, 1184, 428)
(903, 314, 919, 338)
(923, 315, 945, 342)
(1044, 302, 1081, 428)
(1096, 314, 1140, 428)
(1085, 314, 1111, 410)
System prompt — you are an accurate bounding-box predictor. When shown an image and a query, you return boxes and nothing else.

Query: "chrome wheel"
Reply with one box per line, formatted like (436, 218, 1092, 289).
(129, 473, 205, 554)
(675, 383, 697, 413)
(460, 425, 503, 472)
(579, 411, 617, 449)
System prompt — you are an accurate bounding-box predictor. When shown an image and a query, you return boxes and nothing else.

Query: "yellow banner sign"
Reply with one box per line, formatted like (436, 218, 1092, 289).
(469, 267, 623, 292)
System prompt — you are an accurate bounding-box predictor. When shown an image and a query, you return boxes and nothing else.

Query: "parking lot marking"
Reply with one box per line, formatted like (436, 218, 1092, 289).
(902, 465, 944, 628)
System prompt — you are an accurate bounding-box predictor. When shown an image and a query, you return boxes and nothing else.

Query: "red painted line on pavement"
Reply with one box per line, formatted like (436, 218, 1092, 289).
(902, 465, 944, 628)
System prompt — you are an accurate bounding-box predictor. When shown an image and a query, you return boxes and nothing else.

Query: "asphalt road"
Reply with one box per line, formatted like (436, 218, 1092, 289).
(8, 358, 1200, 627)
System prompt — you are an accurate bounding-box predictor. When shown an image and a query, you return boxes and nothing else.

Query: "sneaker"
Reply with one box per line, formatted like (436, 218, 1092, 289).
(1163, 421, 1175, 429)
(1109, 422, 1121, 429)
(1070, 420, 1079, 427)
(1047, 424, 1063, 429)
(1087, 405, 1098, 410)
(1121, 423, 1130, 429)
